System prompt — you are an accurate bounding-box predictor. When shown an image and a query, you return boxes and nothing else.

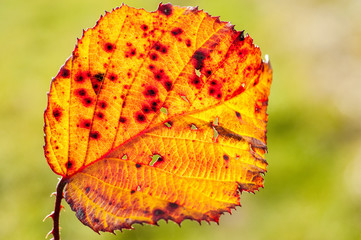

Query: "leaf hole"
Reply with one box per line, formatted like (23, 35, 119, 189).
(195, 69, 201, 77)
(180, 95, 189, 103)
(213, 117, 219, 126)
(149, 154, 163, 166)
(190, 124, 198, 130)
(160, 107, 168, 115)
(122, 154, 128, 160)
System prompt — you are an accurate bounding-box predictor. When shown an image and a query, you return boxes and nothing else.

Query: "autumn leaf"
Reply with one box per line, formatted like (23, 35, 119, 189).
(44, 3, 272, 239)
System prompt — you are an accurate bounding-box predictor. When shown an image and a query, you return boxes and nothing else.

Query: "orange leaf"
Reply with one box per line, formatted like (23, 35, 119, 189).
(44, 3, 272, 236)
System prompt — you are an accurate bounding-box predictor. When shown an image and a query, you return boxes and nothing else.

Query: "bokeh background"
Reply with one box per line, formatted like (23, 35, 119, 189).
(1, 0, 360, 239)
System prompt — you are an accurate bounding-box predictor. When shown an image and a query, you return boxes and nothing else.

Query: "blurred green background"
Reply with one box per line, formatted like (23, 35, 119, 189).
(1, 0, 361, 239)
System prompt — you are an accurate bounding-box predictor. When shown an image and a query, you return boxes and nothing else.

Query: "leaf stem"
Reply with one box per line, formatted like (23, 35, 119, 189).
(52, 177, 67, 240)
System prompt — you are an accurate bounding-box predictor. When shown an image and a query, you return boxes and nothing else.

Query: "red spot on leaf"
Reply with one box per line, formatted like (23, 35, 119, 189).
(60, 68, 70, 78)
(143, 86, 158, 97)
(158, 3, 173, 16)
(104, 42, 116, 52)
(171, 28, 183, 36)
(90, 131, 101, 139)
(135, 112, 146, 123)
(80, 119, 91, 129)
(52, 108, 62, 121)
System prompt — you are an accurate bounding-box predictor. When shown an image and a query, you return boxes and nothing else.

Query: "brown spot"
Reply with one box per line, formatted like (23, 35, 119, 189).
(85, 187, 90, 193)
(158, 3, 173, 16)
(98, 101, 107, 109)
(108, 73, 118, 81)
(150, 53, 158, 61)
(192, 50, 207, 70)
(75, 71, 89, 83)
(60, 68, 70, 78)
(141, 24, 148, 31)
(52, 108, 62, 121)
(104, 42, 116, 52)
(80, 119, 91, 129)
(66, 161, 73, 169)
(135, 112, 146, 123)
(153, 209, 165, 216)
(119, 116, 127, 123)
(82, 97, 93, 107)
(142, 105, 151, 114)
(154, 42, 168, 54)
(167, 202, 179, 211)
(75, 88, 87, 97)
(96, 112, 104, 119)
(90, 131, 100, 139)
(163, 81, 173, 91)
(143, 86, 158, 97)
(255, 104, 261, 113)
(190, 76, 202, 89)
(237, 30, 245, 41)
(171, 27, 183, 36)
(223, 154, 229, 161)
(235, 111, 241, 119)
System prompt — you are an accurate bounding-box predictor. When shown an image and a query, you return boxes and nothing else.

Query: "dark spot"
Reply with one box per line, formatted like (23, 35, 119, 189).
(216, 93, 222, 99)
(237, 30, 245, 41)
(52, 108, 62, 121)
(143, 86, 158, 97)
(135, 163, 141, 168)
(190, 76, 202, 89)
(82, 97, 93, 107)
(255, 104, 261, 113)
(131, 190, 136, 194)
(131, 49, 136, 56)
(167, 202, 179, 210)
(135, 112, 146, 123)
(209, 88, 215, 95)
(80, 119, 91, 129)
(93, 73, 104, 82)
(108, 73, 118, 81)
(85, 187, 90, 193)
(210, 80, 217, 86)
(142, 105, 151, 114)
(149, 64, 155, 70)
(158, 3, 173, 16)
(150, 53, 158, 61)
(150, 100, 160, 112)
(60, 68, 70, 78)
(76, 208, 86, 221)
(171, 27, 183, 36)
(192, 50, 207, 70)
(66, 161, 73, 169)
(206, 70, 212, 76)
(163, 81, 173, 91)
(90, 131, 100, 139)
(75, 71, 88, 83)
(119, 116, 127, 123)
(104, 42, 116, 52)
(94, 218, 100, 223)
(75, 88, 87, 97)
(185, 39, 192, 47)
(223, 154, 229, 161)
(98, 101, 107, 109)
(236, 111, 241, 119)
(253, 77, 259, 86)
(154, 42, 168, 54)
(96, 112, 104, 119)
(141, 24, 148, 31)
(153, 209, 165, 216)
